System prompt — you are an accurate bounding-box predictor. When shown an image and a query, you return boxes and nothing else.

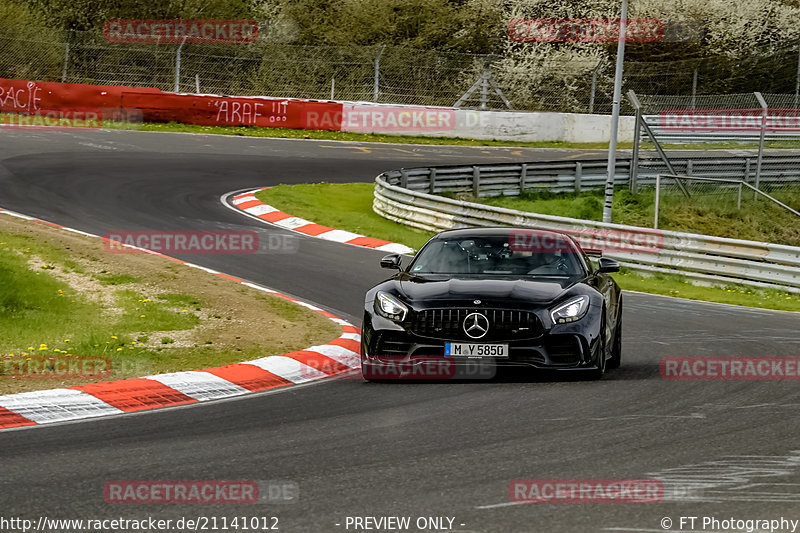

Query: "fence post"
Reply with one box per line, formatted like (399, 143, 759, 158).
(754, 91, 768, 196)
(654, 174, 661, 229)
(472, 166, 481, 196)
(795, 45, 800, 108)
(686, 159, 693, 176)
(744, 158, 751, 184)
(480, 64, 490, 110)
(373, 45, 386, 102)
(691, 68, 698, 109)
(61, 42, 70, 83)
(627, 90, 642, 192)
(429, 168, 436, 195)
(174, 36, 188, 93)
(575, 162, 583, 193)
(330, 78, 335, 100)
(589, 67, 597, 113)
(738, 181, 743, 210)
(195, 74, 200, 93)
(519, 163, 527, 193)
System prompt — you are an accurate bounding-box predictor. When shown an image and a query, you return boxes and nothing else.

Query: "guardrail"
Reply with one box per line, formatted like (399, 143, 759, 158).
(373, 164, 800, 293)
(384, 154, 800, 197)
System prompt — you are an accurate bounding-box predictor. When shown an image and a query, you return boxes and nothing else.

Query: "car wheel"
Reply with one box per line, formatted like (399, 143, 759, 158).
(607, 301, 622, 370)
(584, 313, 607, 380)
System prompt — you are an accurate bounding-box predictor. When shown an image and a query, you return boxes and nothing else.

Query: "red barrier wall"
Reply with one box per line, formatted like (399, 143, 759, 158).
(0, 78, 343, 131)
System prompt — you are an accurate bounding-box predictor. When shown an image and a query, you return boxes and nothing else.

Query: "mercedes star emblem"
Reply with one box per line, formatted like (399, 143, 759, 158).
(463, 312, 489, 339)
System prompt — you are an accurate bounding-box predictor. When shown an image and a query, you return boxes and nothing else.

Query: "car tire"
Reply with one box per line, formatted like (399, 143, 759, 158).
(584, 313, 607, 380)
(607, 300, 622, 370)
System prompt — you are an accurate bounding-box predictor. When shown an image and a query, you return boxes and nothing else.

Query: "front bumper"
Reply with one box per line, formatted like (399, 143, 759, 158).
(362, 310, 604, 373)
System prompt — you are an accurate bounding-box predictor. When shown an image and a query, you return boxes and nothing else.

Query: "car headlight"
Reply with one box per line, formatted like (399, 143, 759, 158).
(374, 291, 408, 322)
(550, 295, 590, 325)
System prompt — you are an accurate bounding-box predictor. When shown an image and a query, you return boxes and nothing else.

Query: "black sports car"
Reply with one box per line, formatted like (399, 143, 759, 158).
(361, 227, 622, 380)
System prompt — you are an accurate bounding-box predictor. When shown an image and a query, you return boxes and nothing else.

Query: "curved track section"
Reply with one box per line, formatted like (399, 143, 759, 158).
(1, 129, 799, 533)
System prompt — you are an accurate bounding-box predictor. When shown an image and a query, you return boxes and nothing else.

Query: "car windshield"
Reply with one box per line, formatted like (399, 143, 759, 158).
(409, 235, 585, 277)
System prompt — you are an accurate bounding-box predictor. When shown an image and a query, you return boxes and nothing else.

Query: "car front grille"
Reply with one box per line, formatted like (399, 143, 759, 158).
(410, 308, 542, 342)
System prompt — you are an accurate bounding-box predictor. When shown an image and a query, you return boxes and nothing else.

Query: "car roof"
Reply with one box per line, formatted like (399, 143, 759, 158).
(434, 227, 577, 242)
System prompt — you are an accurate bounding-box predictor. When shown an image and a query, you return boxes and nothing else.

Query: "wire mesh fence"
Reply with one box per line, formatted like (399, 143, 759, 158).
(2, 25, 800, 113)
(650, 175, 800, 243)
(633, 91, 800, 147)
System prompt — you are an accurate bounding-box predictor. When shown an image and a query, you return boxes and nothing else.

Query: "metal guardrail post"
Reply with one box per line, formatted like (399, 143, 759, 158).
(575, 162, 583, 193)
(519, 164, 527, 193)
(429, 168, 436, 194)
(472, 166, 481, 196)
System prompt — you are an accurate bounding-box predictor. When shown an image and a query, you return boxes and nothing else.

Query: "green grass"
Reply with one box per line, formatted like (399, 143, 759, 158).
(617, 268, 800, 312)
(0, 246, 99, 345)
(114, 289, 200, 332)
(474, 187, 800, 247)
(94, 272, 141, 285)
(255, 182, 800, 312)
(256, 182, 435, 250)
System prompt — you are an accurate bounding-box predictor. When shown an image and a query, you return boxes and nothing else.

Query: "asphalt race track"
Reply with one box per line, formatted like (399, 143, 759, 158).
(1, 129, 799, 533)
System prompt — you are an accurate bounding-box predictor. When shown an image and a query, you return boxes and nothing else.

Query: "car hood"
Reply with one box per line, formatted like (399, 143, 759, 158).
(396, 275, 579, 306)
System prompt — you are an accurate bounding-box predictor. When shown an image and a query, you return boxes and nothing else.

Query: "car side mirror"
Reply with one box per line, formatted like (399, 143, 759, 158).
(598, 257, 620, 273)
(380, 254, 402, 270)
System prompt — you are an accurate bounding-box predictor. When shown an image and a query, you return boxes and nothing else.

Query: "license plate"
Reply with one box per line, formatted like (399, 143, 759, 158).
(445, 343, 509, 358)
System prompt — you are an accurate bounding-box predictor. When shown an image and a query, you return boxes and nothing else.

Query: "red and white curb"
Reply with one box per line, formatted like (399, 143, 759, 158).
(225, 188, 413, 255)
(0, 208, 360, 431)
